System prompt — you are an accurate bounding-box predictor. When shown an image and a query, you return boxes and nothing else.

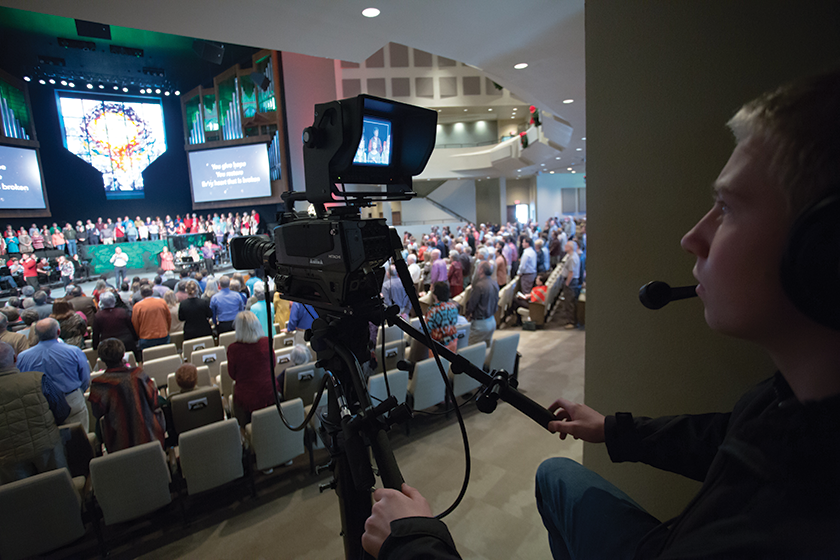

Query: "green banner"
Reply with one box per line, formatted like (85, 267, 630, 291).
(80, 241, 167, 275)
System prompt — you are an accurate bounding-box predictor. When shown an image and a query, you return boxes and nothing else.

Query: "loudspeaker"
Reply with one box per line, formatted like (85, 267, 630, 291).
(193, 40, 225, 65)
(75, 19, 111, 40)
(780, 193, 840, 330)
(250, 71, 271, 91)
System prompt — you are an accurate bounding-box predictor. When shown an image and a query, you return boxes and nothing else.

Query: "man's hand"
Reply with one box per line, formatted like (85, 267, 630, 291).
(362, 483, 433, 559)
(547, 397, 606, 443)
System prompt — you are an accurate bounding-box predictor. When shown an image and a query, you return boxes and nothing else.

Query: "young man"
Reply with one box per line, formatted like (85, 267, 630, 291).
(362, 71, 840, 559)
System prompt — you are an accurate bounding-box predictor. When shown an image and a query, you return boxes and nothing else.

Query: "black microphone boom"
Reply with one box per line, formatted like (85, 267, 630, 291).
(639, 281, 698, 310)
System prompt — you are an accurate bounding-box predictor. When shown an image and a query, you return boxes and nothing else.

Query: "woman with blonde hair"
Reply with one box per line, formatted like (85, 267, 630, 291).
(227, 310, 275, 428)
(164, 290, 184, 333)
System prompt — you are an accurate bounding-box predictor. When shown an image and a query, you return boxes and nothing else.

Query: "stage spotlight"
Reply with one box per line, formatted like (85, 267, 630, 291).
(140, 88, 146, 94)
(68, 82, 75, 88)
(23, 76, 31, 82)
(113, 85, 119, 90)
(174, 90, 180, 96)
(164, 91, 171, 96)
(98, 83, 105, 89)
(86, 83, 93, 89)
(48, 78, 56, 84)
(122, 87, 128, 93)
(249, 71, 270, 91)
(60, 80, 67, 86)
(155, 88, 161, 94)
(38, 79, 46, 85)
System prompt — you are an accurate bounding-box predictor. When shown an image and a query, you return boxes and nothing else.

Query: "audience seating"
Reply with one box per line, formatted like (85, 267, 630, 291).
(368, 369, 409, 407)
(245, 399, 306, 472)
(485, 332, 520, 378)
(169, 386, 225, 436)
(275, 347, 295, 369)
(89, 441, 172, 526)
(273, 332, 296, 350)
(218, 361, 233, 400)
(170, 331, 184, 353)
(407, 356, 450, 412)
(494, 276, 519, 326)
(0, 468, 86, 560)
(182, 335, 215, 363)
(190, 346, 227, 393)
(454, 323, 471, 350)
(218, 331, 236, 350)
(283, 363, 326, 407)
(452, 284, 472, 311)
(375, 324, 403, 345)
(83, 347, 98, 371)
(143, 355, 185, 390)
(178, 418, 244, 495)
(142, 343, 178, 362)
(166, 365, 212, 396)
(373, 340, 405, 374)
(93, 352, 138, 372)
(449, 343, 486, 397)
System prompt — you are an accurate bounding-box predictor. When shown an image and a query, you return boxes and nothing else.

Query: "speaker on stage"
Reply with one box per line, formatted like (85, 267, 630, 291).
(193, 40, 225, 64)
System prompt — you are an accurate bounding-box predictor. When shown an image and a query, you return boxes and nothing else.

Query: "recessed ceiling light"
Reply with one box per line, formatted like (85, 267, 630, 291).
(511, 117, 515, 119)
(68, 82, 75, 88)
(514, 63, 528, 70)
(563, 99, 574, 104)
(555, 157, 561, 160)
(174, 91, 180, 96)
(38, 79, 46, 85)
(582, 137, 586, 140)
(464, 109, 468, 112)
(576, 148, 582, 151)
(567, 167, 573, 171)
(550, 171, 555, 174)
(23, 76, 31, 82)
(48, 79, 56, 84)
(122, 87, 128, 92)
(86, 83, 93, 89)
(362, 7, 380, 18)
(488, 108, 493, 112)
(517, 169, 522, 172)
(571, 171, 576, 174)
(540, 163, 545, 166)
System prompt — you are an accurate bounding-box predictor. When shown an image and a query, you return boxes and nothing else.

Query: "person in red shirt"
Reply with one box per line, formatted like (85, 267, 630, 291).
(20, 254, 38, 289)
(226, 310, 275, 432)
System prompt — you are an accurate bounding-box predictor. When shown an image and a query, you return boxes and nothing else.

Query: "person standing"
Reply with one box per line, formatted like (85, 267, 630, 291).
(63, 223, 77, 256)
(179, 281, 214, 341)
(559, 241, 581, 329)
(110, 246, 129, 288)
(131, 286, 171, 352)
(17, 318, 90, 428)
(21, 253, 38, 289)
(0, 312, 29, 356)
(226, 311, 275, 430)
(201, 241, 215, 274)
(423, 282, 460, 356)
(465, 262, 500, 347)
(209, 275, 244, 334)
(66, 285, 97, 325)
(92, 292, 138, 360)
(518, 236, 538, 294)
(58, 256, 74, 289)
(0, 341, 69, 484)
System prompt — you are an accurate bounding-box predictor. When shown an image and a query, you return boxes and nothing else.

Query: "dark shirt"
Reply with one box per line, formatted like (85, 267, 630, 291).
(68, 295, 97, 325)
(465, 275, 500, 320)
(178, 297, 214, 341)
(92, 307, 138, 350)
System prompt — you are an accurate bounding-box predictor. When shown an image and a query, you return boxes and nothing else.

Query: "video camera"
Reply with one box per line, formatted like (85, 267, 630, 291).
(230, 94, 437, 316)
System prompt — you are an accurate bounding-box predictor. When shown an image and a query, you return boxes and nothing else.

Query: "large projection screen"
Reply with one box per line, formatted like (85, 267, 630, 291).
(0, 143, 50, 218)
(187, 142, 272, 205)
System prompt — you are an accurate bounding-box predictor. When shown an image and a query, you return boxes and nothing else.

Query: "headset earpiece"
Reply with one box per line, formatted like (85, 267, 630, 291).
(780, 193, 840, 330)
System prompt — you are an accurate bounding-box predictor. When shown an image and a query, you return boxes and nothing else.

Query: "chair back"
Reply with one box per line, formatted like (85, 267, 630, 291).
(166, 365, 212, 396)
(83, 347, 98, 371)
(170, 386, 225, 435)
(170, 330, 184, 352)
(178, 418, 243, 495)
(89, 441, 171, 525)
(407, 356, 449, 411)
(218, 330, 236, 350)
(273, 332, 296, 350)
(485, 332, 519, 375)
(0, 468, 85, 560)
(246, 399, 306, 471)
(219, 361, 233, 399)
(375, 324, 403, 345)
(373, 340, 405, 374)
(283, 363, 326, 407)
(182, 335, 215, 362)
(455, 323, 471, 350)
(142, 355, 184, 389)
(450, 343, 486, 397)
(190, 346, 227, 389)
(142, 343, 178, 362)
(94, 352, 137, 373)
(368, 369, 409, 406)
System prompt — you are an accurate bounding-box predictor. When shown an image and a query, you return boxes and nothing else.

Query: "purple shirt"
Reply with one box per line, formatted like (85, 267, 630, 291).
(429, 259, 447, 285)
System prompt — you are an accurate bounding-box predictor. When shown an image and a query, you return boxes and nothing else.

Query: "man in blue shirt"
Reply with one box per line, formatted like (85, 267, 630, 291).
(17, 318, 90, 428)
(382, 266, 411, 319)
(210, 275, 244, 334)
(518, 236, 538, 293)
(287, 302, 318, 334)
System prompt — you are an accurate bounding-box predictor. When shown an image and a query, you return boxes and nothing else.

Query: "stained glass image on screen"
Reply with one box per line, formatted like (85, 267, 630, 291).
(353, 117, 391, 166)
(56, 92, 166, 200)
(188, 143, 271, 203)
(0, 145, 46, 209)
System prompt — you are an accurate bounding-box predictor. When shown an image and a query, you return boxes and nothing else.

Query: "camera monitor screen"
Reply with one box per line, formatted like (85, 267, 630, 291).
(0, 145, 47, 209)
(188, 143, 272, 203)
(353, 117, 392, 166)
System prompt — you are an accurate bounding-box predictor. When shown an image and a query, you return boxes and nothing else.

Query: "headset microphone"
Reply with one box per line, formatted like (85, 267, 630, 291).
(639, 281, 698, 310)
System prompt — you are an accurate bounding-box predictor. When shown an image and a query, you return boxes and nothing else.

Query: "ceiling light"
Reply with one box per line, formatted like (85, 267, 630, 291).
(555, 157, 561, 160)
(567, 167, 572, 171)
(122, 87, 128, 92)
(582, 137, 586, 140)
(68, 82, 75, 88)
(98, 83, 105, 89)
(511, 117, 515, 119)
(60, 80, 67, 86)
(86, 83, 93, 89)
(38, 79, 46, 85)
(362, 7, 380, 17)
(113, 85, 119, 90)
(571, 171, 576, 174)
(464, 109, 468, 112)
(488, 108, 493, 112)
(514, 63, 528, 70)
(550, 171, 555, 174)
(140, 88, 146, 94)
(175, 91, 181, 96)
(155, 88, 161, 94)
(540, 163, 545, 166)
(164, 91, 171, 96)
(563, 99, 574, 104)
(48, 79, 56, 84)
(576, 148, 582, 151)
(23, 76, 31, 82)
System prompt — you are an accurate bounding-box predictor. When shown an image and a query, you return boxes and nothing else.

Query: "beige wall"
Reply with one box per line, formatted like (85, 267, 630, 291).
(585, 1, 840, 521)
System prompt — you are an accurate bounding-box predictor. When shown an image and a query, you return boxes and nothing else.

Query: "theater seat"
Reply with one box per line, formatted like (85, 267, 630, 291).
(179, 418, 244, 495)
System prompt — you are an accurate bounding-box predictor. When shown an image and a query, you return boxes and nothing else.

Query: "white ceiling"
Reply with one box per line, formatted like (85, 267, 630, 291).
(1, 0, 586, 175)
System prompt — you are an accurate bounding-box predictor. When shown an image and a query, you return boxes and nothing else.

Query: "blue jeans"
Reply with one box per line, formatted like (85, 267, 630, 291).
(67, 239, 77, 256)
(535, 458, 661, 560)
(137, 335, 171, 353)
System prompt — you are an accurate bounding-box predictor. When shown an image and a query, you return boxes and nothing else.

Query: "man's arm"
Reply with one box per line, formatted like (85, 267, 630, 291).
(41, 374, 70, 425)
(74, 347, 91, 391)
